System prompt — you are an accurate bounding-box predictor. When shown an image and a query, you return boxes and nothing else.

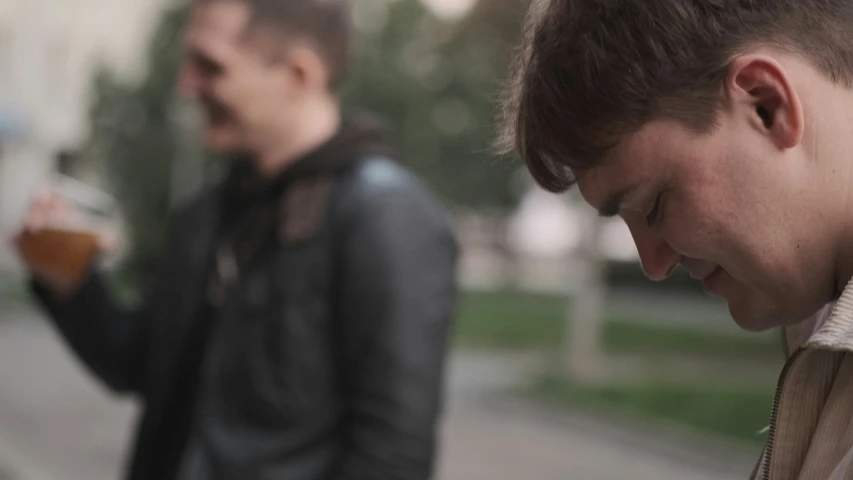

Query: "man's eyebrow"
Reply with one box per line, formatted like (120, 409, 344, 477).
(598, 185, 640, 217)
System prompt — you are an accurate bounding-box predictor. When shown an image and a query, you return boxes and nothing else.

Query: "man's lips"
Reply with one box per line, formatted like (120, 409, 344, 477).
(700, 267, 724, 293)
(690, 267, 720, 281)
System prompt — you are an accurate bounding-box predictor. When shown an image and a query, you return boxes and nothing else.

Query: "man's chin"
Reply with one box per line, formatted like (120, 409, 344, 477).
(203, 129, 240, 153)
(730, 312, 776, 333)
(723, 296, 772, 332)
(728, 301, 804, 333)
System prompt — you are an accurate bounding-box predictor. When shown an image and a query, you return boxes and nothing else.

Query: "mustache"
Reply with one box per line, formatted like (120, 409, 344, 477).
(199, 94, 232, 121)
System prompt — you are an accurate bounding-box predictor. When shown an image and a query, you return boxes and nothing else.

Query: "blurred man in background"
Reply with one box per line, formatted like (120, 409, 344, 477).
(14, 0, 458, 479)
(502, 0, 853, 478)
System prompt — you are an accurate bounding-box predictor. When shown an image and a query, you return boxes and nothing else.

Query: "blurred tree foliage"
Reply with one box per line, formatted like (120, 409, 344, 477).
(83, 4, 192, 285)
(83, 0, 526, 284)
(343, 0, 527, 209)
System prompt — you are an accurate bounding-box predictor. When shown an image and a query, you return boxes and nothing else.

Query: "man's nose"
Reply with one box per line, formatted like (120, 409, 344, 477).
(631, 228, 680, 281)
(177, 64, 202, 98)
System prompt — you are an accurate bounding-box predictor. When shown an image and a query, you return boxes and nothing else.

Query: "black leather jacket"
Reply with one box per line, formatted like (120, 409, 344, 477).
(33, 157, 459, 480)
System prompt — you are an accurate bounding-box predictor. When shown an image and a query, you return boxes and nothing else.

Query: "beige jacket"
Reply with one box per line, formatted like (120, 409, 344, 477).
(751, 283, 853, 480)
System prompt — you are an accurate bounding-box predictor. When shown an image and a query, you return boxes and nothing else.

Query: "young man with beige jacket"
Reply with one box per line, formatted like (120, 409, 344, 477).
(501, 0, 853, 478)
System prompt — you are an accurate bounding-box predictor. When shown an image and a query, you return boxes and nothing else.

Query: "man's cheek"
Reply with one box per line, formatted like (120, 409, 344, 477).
(665, 223, 713, 261)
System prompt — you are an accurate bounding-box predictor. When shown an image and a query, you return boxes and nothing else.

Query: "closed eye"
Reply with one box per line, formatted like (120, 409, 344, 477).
(646, 194, 663, 226)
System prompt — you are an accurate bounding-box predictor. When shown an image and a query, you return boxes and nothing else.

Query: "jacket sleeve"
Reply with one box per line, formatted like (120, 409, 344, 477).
(30, 270, 150, 394)
(29, 186, 219, 396)
(330, 181, 459, 480)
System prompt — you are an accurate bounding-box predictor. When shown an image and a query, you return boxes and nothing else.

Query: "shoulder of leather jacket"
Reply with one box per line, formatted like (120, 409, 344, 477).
(335, 157, 422, 211)
(277, 157, 434, 246)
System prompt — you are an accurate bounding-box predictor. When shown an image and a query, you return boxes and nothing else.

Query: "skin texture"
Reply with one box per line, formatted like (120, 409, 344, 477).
(576, 48, 853, 332)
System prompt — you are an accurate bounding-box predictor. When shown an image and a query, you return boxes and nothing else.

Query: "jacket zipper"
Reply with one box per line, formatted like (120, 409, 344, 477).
(762, 346, 807, 480)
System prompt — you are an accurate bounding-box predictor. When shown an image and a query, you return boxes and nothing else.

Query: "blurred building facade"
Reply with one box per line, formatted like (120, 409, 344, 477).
(0, 0, 172, 269)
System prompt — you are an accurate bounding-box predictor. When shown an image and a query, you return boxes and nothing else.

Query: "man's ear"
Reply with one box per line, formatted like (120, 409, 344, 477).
(725, 54, 804, 150)
(244, 28, 330, 94)
(285, 45, 330, 93)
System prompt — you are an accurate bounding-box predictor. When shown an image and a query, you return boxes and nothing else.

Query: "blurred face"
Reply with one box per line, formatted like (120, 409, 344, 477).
(576, 53, 844, 332)
(177, 1, 303, 153)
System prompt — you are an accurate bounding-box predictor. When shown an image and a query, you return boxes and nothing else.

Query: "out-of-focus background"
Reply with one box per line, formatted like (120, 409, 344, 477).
(0, 0, 781, 479)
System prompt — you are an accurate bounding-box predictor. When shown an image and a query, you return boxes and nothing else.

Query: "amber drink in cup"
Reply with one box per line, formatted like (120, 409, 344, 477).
(17, 175, 119, 287)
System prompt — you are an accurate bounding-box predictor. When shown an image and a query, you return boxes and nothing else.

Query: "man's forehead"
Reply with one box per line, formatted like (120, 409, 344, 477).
(575, 143, 657, 215)
(186, 2, 251, 43)
(576, 166, 636, 212)
(582, 119, 683, 198)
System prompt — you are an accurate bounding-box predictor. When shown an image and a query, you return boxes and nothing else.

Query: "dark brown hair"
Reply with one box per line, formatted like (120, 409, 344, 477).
(198, 0, 351, 91)
(499, 0, 853, 192)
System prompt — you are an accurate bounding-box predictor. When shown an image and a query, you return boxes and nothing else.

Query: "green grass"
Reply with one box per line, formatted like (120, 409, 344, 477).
(531, 376, 774, 446)
(454, 290, 781, 358)
(459, 290, 780, 445)
(604, 321, 779, 358)
(455, 290, 567, 349)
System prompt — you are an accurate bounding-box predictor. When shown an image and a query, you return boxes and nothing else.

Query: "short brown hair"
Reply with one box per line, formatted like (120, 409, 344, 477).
(500, 0, 853, 192)
(198, 0, 352, 91)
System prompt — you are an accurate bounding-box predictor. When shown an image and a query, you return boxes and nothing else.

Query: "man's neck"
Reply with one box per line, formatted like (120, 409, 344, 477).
(253, 103, 341, 177)
(836, 171, 853, 296)
(816, 88, 853, 296)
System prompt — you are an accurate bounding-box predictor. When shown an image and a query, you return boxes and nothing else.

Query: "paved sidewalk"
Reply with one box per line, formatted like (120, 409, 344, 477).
(0, 307, 136, 480)
(437, 351, 757, 480)
(0, 307, 758, 480)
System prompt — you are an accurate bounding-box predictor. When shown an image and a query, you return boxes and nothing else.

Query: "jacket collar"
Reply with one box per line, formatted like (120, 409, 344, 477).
(806, 278, 853, 351)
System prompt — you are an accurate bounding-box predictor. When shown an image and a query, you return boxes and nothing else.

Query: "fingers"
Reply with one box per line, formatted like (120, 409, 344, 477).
(22, 190, 51, 232)
(13, 187, 114, 297)
(94, 229, 119, 255)
(21, 189, 74, 234)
